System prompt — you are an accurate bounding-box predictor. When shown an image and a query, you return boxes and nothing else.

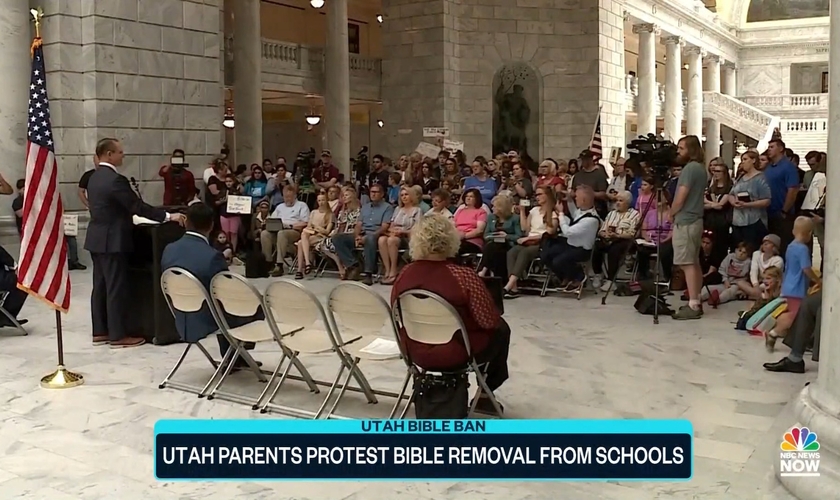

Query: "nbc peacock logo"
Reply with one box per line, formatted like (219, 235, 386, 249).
(779, 427, 821, 477)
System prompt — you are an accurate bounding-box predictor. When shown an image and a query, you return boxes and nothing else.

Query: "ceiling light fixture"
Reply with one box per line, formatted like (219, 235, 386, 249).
(377, 119, 384, 128)
(222, 112, 234, 129)
(310, 0, 325, 8)
(376, 14, 383, 23)
(305, 113, 322, 126)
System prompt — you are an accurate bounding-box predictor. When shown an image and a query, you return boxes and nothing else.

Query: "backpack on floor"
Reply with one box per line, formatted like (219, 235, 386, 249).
(745, 297, 786, 331)
(244, 250, 271, 279)
(413, 372, 469, 419)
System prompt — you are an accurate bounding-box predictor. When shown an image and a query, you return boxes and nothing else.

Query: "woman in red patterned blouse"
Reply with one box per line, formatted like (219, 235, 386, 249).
(391, 215, 511, 412)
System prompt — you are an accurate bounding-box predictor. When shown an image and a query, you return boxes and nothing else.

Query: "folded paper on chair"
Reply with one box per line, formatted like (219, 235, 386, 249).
(153, 419, 693, 481)
(358, 338, 401, 356)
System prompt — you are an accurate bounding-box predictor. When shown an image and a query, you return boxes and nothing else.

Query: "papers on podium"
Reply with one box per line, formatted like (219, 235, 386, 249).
(132, 215, 161, 225)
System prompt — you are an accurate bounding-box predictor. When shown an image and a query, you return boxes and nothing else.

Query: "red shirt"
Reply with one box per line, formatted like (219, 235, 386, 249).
(313, 163, 340, 184)
(159, 165, 197, 206)
(536, 175, 565, 191)
(391, 260, 500, 369)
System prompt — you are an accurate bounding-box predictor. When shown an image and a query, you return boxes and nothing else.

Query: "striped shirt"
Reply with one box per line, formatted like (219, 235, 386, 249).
(601, 208, 640, 239)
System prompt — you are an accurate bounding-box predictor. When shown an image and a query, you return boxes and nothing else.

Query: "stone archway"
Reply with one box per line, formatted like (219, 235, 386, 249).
(492, 62, 541, 160)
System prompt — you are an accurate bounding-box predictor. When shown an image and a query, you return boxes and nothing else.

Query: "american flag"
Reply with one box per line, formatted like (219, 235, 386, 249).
(589, 114, 603, 157)
(16, 40, 71, 312)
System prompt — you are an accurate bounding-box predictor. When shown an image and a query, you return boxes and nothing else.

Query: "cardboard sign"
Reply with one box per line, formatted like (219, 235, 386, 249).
(422, 127, 449, 137)
(415, 142, 441, 159)
(63, 214, 79, 237)
(609, 146, 622, 164)
(442, 139, 464, 153)
(226, 195, 252, 215)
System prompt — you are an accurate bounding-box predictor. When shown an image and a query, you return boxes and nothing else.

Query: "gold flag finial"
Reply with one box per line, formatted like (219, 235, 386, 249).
(30, 7, 44, 39)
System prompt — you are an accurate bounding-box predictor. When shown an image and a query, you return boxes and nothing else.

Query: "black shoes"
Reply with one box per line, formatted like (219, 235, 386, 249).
(69, 262, 87, 270)
(763, 357, 805, 374)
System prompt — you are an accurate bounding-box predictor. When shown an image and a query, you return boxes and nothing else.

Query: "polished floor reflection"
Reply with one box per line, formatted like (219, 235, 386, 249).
(0, 269, 810, 499)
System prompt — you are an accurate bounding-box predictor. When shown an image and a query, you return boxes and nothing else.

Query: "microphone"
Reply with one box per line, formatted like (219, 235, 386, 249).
(130, 177, 143, 201)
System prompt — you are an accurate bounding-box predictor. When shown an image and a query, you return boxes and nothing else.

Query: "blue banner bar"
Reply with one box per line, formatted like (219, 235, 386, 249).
(154, 419, 693, 481)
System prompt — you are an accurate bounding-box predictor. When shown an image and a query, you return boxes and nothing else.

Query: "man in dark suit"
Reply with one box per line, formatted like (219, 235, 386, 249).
(161, 203, 263, 365)
(85, 138, 186, 348)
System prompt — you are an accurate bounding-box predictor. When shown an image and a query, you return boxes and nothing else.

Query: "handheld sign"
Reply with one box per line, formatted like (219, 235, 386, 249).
(63, 214, 79, 237)
(226, 195, 252, 215)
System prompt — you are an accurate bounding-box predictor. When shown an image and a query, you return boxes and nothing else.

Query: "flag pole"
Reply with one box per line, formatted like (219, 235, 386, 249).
(589, 105, 602, 149)
(28, 7, 83, 390)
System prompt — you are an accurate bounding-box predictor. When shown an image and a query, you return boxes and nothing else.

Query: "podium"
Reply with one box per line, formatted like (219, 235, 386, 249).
(128, 220, 185, 345)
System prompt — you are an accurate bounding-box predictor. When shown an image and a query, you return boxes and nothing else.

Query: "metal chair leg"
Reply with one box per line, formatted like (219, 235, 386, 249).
(0, 304, 27, 336)
(314, 363, 346, 419)
(195, 342, 220, 368)
(252, 353, 288, 410)
(259, 352, 299, 413)
(388, 371, 412, 419)
(471, 362, 504, 418)
(158, 344, 192, 389)
(322, 361, 357, 419)
(199, 347, 234, 398)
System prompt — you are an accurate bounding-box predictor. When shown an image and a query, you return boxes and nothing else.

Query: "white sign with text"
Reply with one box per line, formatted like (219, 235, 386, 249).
(226, 195, 253, 215)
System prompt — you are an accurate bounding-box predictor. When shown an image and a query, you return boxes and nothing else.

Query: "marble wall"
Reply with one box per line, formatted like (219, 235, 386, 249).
(40, 0, 224, 211)
(380, 0, 625, 162)
(790, 63, 828, 94)
(739, 63, 789, 96)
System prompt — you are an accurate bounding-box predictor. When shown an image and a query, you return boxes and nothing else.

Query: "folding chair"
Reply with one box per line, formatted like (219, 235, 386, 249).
(325, 282, 411, 419)
(557, 246, 596, 300)
(459, 252, 483, 271)
(202, 272, 279, 406)
(392, 289, 504, 419)
(0, 291, 27, 336)
(258, 279, 375, 418)
(157, 268, 222, 396)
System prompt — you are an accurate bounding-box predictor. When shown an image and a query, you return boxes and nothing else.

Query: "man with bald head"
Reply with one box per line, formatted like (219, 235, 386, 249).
(541, 185, 601, 289)
(85, 138, 185, 349)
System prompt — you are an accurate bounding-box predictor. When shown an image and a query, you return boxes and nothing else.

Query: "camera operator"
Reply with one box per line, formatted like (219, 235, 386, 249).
(159, 149, 197, 206)
(670, 135, 708, 321)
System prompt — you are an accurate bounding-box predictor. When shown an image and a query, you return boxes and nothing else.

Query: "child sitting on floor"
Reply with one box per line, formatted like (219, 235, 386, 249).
(737, 234, 784, 300)
(766, 217, 821, 352)
(214, 231, 233, 264)
(735, 266, 783, 332)
(701, 242, 752, 307)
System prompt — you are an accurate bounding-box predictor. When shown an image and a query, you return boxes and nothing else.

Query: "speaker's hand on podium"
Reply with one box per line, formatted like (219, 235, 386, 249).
(168, 213, 186, 226)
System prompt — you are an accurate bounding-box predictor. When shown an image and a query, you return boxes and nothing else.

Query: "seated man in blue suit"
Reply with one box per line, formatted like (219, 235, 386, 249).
(161, 203, 263, 368)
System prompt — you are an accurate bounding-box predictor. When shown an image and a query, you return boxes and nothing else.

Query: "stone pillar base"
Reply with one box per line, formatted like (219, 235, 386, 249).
(777, 384, 840, 499)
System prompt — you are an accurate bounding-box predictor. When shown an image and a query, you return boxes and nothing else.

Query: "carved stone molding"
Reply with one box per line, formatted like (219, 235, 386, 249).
(632, 23, 659, 35)
(705, 54, 721, 64)
(684, 46, 706, 57)
(662, 35, 683, 46)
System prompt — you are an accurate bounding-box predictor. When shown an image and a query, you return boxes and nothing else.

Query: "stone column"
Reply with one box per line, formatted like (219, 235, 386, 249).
(325, 0, 351, 177)
(0, 1, 29, 207)
(634, 24, 657, 137)
(685, 46, 705, 139)
(705, 55, 721, 161)
(233, 0, 263, 166)
(663, 36, 683, 142)
(778, 5, 840, 499)
(722, 63, 737, 96)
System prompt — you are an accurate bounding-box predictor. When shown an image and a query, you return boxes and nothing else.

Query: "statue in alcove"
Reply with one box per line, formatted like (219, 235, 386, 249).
(493, 67, 532, 157)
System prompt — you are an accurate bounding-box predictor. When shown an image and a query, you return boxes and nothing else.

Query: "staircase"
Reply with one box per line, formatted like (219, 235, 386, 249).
(703, 91, 779, 150)
(778, 119, 828, 158)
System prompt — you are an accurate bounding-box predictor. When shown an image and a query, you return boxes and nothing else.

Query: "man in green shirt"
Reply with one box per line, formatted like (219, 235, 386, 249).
(670, 135, 708, 320)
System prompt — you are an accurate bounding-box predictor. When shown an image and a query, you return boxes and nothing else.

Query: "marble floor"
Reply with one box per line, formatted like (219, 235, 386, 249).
(0, 268, 815, 499)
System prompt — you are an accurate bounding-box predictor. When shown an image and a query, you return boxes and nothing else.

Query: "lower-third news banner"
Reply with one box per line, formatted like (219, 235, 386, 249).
(155, 419, 692, 481)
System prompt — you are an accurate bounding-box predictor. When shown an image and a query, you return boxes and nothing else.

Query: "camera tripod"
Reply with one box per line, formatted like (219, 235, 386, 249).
(600, 186, 669, 324)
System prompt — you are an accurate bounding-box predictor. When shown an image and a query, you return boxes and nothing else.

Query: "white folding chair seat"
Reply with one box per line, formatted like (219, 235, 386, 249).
(226, 321, 274, 343)
(393, 289, 504, 419)
(324, 283, 410, 419)
(258, 279, 375, 419)
(158, 268, 224, 397)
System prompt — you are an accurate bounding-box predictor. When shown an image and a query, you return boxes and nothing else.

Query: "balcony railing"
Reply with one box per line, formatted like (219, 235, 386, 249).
(740, 94, 828, 112)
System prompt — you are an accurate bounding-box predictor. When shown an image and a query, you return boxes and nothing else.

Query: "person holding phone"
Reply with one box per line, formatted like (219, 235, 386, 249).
(728, 151, 771, 251)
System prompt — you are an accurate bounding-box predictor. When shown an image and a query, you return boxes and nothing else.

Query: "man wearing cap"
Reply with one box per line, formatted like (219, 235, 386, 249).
(313, 150, 340, 191)
(571, 150, 609, 218)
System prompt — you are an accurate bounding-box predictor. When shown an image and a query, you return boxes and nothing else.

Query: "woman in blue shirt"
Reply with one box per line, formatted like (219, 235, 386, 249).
(463, 156, 499, 207)
(243, 166, 269, 207)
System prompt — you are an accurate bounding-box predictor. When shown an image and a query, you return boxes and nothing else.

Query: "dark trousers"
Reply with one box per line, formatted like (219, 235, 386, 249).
(90, 252, 130, 341)
(0, 271, 27, 325)
(768, 213, 795, 255)
(474, 319, 511, 391)
(541, 238, 590, 282)
(592, 239, 633, 281)
(481, 241, 510, 278)
(458, 240, 482, 255)
(66, 236, 80, 265)
(636, 241, 674, 282)
(731, 220, 768, 253)
(783, 290, 822, 362)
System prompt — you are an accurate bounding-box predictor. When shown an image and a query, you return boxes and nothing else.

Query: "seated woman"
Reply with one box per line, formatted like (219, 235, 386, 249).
(535, 159, 565, 193)
(635, 197, 674, 283)
(452, 188, 488, 255)
(0, 245, 27, 328)
(478, 194, 522, 279)
(378, 186, 423, 285)
(592, 190, 639, 290)
(503, 186, 559, 298)
(391, 215, 510, 414)
(425, 188, 454, 219)
(420, 161, 439, 203)
(737, 234, 784, 300)
(250, 199, 270, 246)
(295, 193, 334, 279)
(320, 186, 361, 279)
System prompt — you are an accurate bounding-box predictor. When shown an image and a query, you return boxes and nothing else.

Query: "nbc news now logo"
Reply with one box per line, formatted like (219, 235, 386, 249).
(780, 427, 820, 477)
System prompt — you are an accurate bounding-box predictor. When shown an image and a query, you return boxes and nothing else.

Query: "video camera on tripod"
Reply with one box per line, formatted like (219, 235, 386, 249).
(352, 146, 370, 189)
(294, 148, 316, 185)
(626, 134, 678, 188)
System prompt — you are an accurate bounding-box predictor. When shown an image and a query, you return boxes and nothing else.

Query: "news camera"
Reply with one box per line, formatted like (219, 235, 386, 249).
(626, 134, 678, 186)
(352, 146, 370, 186)
(295, 147, 316, 183)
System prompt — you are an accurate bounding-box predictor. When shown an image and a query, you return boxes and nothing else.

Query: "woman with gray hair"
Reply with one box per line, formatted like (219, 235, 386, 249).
(592, 190, 640, 290)
(391, 215, 511, 414)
